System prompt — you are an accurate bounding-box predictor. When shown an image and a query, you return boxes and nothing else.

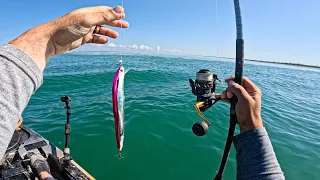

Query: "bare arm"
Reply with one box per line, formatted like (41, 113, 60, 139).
(9, 6, 128, 72)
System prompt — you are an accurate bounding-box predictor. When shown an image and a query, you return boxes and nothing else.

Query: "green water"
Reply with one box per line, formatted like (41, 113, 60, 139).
(23, 54, 320, 180)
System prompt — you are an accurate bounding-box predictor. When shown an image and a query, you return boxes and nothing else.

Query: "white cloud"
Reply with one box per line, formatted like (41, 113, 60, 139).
(139, 45, 146, 50)
(122, 44, 154, 51)
(90, 44, 104, 46)
(163, 48, 182, 53)
(128, 44, 138, 49)
(106, 43, 182, 54)
(139, 45, 153, 51)
(108, 43, 117, 48)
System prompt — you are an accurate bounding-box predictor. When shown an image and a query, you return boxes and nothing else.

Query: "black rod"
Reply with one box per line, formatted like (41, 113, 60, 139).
(214, 0, 244, 179)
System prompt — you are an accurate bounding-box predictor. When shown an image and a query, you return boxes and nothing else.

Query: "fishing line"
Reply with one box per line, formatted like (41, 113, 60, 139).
(110, 0, 127, 160)
(120, 0, 124, 61)
(215, 0, 219, 57)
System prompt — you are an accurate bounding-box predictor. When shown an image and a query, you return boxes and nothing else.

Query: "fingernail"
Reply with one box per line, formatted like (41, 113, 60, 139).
(113, 6, 124, 13)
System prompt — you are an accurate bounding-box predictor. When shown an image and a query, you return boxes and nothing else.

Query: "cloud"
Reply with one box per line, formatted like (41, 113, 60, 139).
(92, 44, 103, 46)
(139, 45, 153, 51)
(106, 43, 182, 54)
(108, 43, 117, 48)
(163, 48, 182, 53)
(112, 43, 154, 51)
(128, 44, 138, 49)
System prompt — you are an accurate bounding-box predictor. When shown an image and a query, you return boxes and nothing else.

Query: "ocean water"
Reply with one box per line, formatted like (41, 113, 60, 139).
(22, 54, 320, 180)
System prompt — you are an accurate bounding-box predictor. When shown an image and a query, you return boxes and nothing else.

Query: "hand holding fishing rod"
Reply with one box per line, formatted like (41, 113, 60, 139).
(221, 76, 263, 133)
(189, 73, 263, 132)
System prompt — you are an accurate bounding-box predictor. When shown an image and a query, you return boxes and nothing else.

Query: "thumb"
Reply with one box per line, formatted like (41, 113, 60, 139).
(74, 6, 125, 27)
(96, 6, 125, 25)
(228, 81, 251, 101)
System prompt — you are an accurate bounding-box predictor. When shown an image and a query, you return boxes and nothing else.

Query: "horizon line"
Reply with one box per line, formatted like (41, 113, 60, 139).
(68, 50, 320, 69)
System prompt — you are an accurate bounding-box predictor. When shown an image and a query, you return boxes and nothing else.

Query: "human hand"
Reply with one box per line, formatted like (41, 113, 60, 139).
(10, 6, 129, 71)
(219, 76, 263, 133)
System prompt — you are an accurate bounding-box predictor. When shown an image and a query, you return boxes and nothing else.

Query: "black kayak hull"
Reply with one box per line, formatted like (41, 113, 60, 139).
(1, 125, 95, 180)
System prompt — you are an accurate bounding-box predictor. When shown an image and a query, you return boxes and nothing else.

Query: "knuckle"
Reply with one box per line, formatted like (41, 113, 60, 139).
(236, 88, 243, 95)
(257, 87, 262, 95)
(101, 10, 116, 21)
(233, 84, 243, 92)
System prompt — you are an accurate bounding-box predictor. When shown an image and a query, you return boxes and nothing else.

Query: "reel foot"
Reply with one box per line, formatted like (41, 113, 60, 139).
(192, 121, 209, 136)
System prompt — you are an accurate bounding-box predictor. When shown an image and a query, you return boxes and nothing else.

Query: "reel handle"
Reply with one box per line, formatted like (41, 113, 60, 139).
(193, 102, 211, 126)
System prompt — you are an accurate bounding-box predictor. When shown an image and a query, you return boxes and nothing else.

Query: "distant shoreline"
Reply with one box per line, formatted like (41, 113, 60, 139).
(206, 56, 320, 69)
(70, 51, 320, 69)
(245, 59, 320, 69)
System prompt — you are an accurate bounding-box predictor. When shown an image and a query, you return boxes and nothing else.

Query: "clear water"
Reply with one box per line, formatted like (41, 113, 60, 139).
(23, 54, 320, 180)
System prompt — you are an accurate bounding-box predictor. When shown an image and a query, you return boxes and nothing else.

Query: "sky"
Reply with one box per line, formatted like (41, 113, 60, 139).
(0, 0, 319, 66)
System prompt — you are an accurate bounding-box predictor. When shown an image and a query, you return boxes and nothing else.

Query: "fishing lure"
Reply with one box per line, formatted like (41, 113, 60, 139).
(112, 60, 128, 158)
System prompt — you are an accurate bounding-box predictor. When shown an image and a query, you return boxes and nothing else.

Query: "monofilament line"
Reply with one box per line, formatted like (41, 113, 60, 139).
(120, 0, 124, 61)
(215, 0, 219, 57)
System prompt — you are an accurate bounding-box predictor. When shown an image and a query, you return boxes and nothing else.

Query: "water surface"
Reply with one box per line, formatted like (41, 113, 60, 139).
(23, 54, 320, 180)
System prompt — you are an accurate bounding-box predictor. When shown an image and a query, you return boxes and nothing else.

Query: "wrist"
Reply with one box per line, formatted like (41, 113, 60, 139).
(239, 117, 263, 133)
(9, 22, 56, 72)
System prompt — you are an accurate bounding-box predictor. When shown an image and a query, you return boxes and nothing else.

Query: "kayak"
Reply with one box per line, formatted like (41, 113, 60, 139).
(0, 124, 95, 180)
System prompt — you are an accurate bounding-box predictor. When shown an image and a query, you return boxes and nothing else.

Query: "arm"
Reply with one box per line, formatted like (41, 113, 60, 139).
(221, 77, 285, 180)
(0, 44, 43, 159)
(0, 5, 128, 159)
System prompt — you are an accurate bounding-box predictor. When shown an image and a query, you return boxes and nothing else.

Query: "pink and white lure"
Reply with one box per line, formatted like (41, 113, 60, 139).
(112, 60, 128, 158)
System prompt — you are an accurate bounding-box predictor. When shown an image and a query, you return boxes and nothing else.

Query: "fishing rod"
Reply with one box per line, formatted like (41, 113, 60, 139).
(214, 0, 244, 179)
(189, 0, 244, 179)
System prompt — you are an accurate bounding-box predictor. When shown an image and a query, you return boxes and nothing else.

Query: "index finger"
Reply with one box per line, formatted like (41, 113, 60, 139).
(108, 20, 129, 28)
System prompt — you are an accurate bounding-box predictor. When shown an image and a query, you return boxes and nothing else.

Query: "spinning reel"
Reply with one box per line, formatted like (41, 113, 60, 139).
(189, 69, 221, 136)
